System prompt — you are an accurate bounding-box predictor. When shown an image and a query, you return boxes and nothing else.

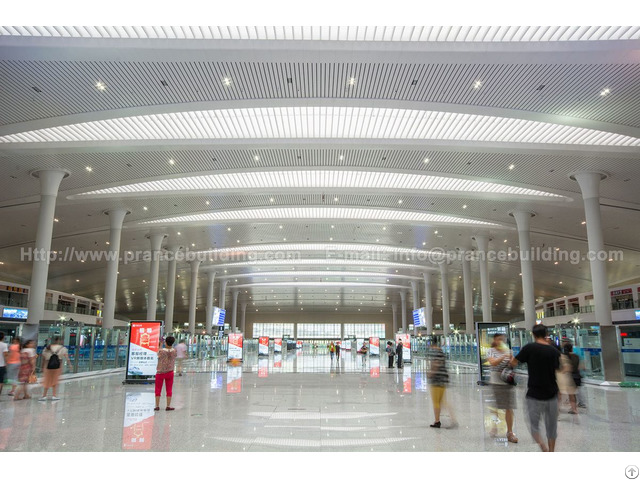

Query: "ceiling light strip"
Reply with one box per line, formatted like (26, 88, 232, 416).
(2, 107, 638, 147)
(218, 271, 422, 280)
(229, 282, 411, 289)
(206, 259, 436, 270)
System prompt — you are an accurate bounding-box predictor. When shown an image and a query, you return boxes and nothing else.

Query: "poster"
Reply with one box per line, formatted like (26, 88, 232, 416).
(369, 337, 380, 356)
(274, 338, 282, 353)
(296, 340, 303, 349)
(413, 307, 426, 327)
(395, 333, 411, 362)
(258, 357, 269, 378)
(122, 392, 155, 450)
(126, 321, 161, 381)
(475, 322, 511, 385)
(228, 333, 243, 361)
(227, 365, 242, 393)
(370, 357, 380, 378)
(258, 336, 269, 356)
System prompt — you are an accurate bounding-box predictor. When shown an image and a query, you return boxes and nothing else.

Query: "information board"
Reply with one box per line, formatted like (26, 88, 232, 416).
(125, 321, 161, 382)
(1, 307, 28, 320)
(475, 322, 511, 385)
(413, 307, 426, 327)
(212, 307, 226, 326)
(369, 337, 380, 356)
(258, 336, 269, 356)
(228, 333, 243, 361)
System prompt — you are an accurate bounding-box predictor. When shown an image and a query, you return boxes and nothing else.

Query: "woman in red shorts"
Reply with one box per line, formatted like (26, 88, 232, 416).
(154, 336, 177, 411)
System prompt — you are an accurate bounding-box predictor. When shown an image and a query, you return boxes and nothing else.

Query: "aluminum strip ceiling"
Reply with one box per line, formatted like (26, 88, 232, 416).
(75, 170, 564, 199)
(3, 107, 639, 146)
(139, 207, 500, 226)
(2, 26, 639, 42)
(230, 282, 410, 289)
(219, 271, 422, 280)
(208, 259, 434, 270)
(195, 242, 445, 256)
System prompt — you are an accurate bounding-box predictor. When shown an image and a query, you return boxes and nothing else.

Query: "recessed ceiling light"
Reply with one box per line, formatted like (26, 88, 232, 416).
(236, 240, 240, 243)
(270, 198, 274, 203)
(434, 230, 438, 234)
(382, 227, 386, 230)
(503, 239, 507, 243)
(422, 242, 426, 246)
(339, 155, 344, 160)
(398, 199, 403, 204)
(168, 158, 175, 165)
(581, 221, 586, 225)
(191, 243, 195, 247)
(95, 81, 106, 91)
(334, 197, 339, 202)
(559, 281, 563, 284)
(143, 206, 148, 211)
(462, 204, 467, 209)
(279, 225, 283, 229)
(254, 155, 260, 161)
(376, 239, 379, 242)
(223, 77, 231, 86)
(348, 77, 356, 86)
(330, 237, 333, 241)
(85, 166, 92, 172)
(177, 232, 181, 235)
(509, 164, 515, 170)
(554, 261, 559, 265)
(600, 88, 610, 96)
(283, 238, 286, 241)
(106, 241, 110, 245)
(205, 201, 210, 205)
(54, 218, 59, 222)
(473, 80, 482, 89)
(424, 158, 430, 163)
(76, 279, 80, 282)
(227, 227, 231, 231)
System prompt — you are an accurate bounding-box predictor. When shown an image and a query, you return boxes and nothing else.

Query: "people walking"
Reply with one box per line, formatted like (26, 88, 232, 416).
(558, 343, 580, 414)
(155, 336, 177, 411)
(16, 339, 36, 401)
(396, 339, 404, 368)
(386, 341, 395, 368)
(335, 342, 341, 361)
(0, 332, 7, 396)
(39, 337, 70, 401)
(487, 333, 518, 443)
(175, 339, 187, 376)
(6, 337, 21, 396)
(329, 342, 335, 361)
(427, 343, 457, 428)
(510, 324, 561, 452)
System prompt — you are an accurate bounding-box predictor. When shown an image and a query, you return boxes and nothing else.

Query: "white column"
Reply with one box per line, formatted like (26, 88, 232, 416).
(474, 235, 492, 323)
(400, 290, 407, 333)
(461, 253, 474, 334)
(410, 280, 420, 310)
(188, 260, 200, 335)
(392, 303, 398, 334)
(440, 263, 451, 334)
(509, 210, 537, 331)
(293, 323, 298, 343)
(102, 209, 129, 330)
(164, 245, 181, 333)
(570, 172, 611, 326)
(422, 272, 433, 335)
(219, 279, 229, 310)
(231, 290, 240, 333)
(340, 323, 345, 341)
(26, 169, 69, 325)
(240, 302, 247, 334)
(205, 271, 216, 334)
(146, 233, 166, 321)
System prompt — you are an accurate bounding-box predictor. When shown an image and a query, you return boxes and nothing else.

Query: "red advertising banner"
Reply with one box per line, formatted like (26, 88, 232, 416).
(369, 337, 380, 355)
(296, 340, 303, 349)
(395, 333, 411, 362)
(228, 333, 243, 361)
(258, 336, 269, 356)
(274, 338, 283, 353)
(126, 321, 162, 380)
(611, 288, 632, 296)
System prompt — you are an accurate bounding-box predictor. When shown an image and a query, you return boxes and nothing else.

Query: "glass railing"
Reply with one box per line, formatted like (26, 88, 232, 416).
(0, 297, 29, 308)
(43, 302, 99, 316)
(612, 300, 638, 311)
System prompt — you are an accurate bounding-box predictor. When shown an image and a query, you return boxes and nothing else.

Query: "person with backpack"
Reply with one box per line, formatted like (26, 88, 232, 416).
(329, 342, 335, 361)
(40, 336, 69, 401)
(386, 341, 395, 368)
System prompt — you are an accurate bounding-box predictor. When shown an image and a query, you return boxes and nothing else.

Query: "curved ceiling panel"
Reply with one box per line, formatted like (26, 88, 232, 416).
(229, 281, 410, 289)
(71, 169, 568, 200)
(2, 26, 639, 42)
(139, 207, 501, 226)
(3, 107, 639, 146)
(204, 259, 436, 270)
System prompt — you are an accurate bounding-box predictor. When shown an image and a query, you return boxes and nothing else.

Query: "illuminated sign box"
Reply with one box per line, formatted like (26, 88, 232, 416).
(413, 307, 425, 327)
(2, 307, 28, 320)
(212, 307, 226, 326)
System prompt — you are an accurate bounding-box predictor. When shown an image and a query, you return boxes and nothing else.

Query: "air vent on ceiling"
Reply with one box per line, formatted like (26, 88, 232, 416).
(287, 78, 293, 84)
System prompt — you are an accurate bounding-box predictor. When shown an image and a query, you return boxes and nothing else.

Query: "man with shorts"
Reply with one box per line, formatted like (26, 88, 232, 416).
(510, 324, 561, 452)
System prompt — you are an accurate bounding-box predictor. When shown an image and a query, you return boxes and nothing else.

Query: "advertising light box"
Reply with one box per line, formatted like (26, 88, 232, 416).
(395, 334, 411, 362)
(228, 333, 243, 361)
(369, 337, 380, 356)
(274, 338, 282, 353)
(296, 340, 303, 349)
(413, 307, 426, 327)
(356, 339, 365, 353)
(475, 322, 511, 385)
(2, 307, 28, 320)
(258, 336, 269, 356)
(125, 321, 161, 383)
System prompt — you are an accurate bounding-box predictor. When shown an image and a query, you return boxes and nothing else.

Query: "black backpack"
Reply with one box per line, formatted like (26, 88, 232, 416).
(47, 346, 61, 369)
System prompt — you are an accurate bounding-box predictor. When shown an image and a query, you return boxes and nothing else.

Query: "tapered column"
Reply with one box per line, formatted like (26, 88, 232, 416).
(340, 322, 345, 341)
(205, 271, 216, 334)
(410, 280, 420, 310)
(26, 169, 69, 325)
(240, 302, 247, 334)
(102, 209, 130, 329)
(400, 290, 407, 333)
(231, 290, 240, 333)
(509, 210, 537, 331)
(392, 303, 398, 334)
(164, 245, 181, 333)
(473, 235, 492, 323)
(146, 233, 166, 321)
(188, 260, 200, 335)
(422, 273, 433, 335)
(461, 253, 474, 334)
(440, 263, 451, 335)
(294, 323, 298, 343)
(219, 279, 229, 310)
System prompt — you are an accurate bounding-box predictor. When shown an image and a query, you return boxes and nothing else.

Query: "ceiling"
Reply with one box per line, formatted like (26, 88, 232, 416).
(0, 26, 639, 320)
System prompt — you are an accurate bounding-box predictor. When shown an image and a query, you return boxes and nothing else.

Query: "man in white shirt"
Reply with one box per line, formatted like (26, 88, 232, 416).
(0, 332, 8, 395)
(175, 340, 188, 376)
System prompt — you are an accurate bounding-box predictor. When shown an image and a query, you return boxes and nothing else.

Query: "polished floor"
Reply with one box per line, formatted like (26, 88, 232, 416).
(0, 350, 638, 452)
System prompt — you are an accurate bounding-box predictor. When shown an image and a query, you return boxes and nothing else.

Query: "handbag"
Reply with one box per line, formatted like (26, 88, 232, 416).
(500, 366, 517, 385)
(28, 373, 37, 384)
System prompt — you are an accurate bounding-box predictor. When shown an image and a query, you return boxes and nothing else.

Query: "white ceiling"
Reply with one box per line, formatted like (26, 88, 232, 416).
(0, 27, 639, 319)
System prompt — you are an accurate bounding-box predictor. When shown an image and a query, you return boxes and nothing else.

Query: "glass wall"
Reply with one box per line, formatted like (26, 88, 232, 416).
(343, 323, 385, 338)
(297, 323, 340, 338)
(252, 323, 294, 338)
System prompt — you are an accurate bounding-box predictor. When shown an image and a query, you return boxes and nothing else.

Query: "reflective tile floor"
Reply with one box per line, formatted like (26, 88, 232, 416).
(0, 350, 638, 452)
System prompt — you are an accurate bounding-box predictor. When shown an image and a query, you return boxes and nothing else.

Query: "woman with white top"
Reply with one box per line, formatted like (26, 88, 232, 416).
(486, 333, 518, 443)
